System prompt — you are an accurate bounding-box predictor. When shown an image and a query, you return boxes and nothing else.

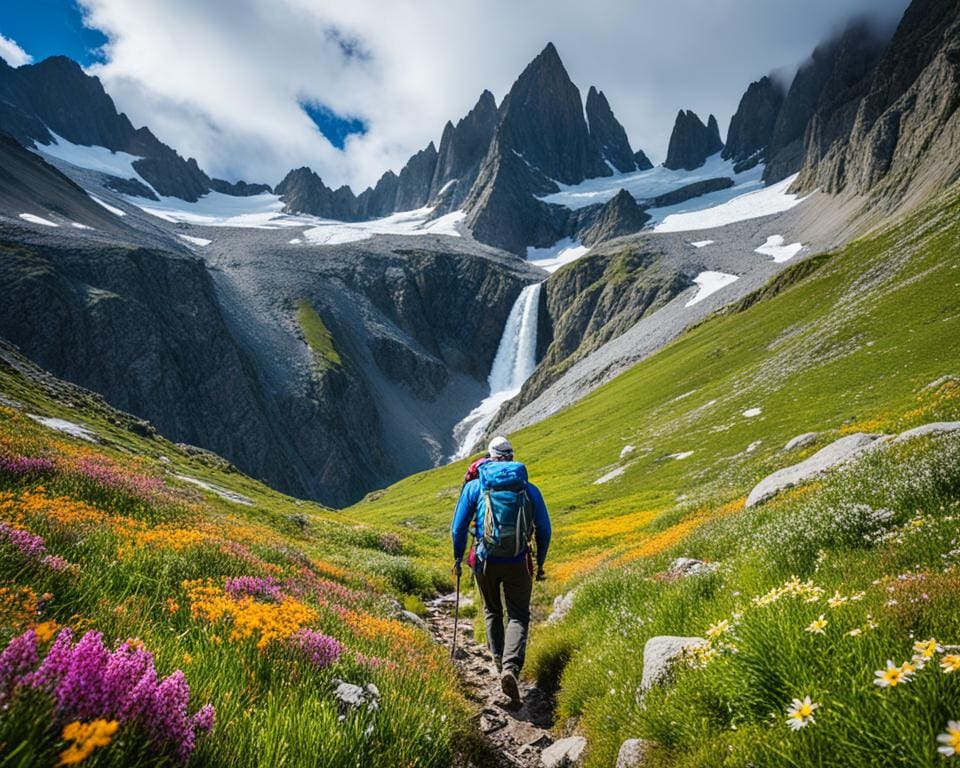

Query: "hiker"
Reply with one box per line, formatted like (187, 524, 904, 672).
(451, 435, 551, 704)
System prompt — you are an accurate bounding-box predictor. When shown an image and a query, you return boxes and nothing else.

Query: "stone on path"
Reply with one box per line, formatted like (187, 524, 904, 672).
(541, 736, 587, 768)
(617, 738, 654, 768)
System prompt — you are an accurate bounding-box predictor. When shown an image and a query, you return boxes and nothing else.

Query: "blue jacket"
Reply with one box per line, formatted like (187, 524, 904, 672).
(451, 477, 551, 567)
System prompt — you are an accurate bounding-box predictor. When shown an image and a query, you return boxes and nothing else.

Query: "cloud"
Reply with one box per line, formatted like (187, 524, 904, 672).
(78, 0, 909, 191)
(0, 32, 33, 67)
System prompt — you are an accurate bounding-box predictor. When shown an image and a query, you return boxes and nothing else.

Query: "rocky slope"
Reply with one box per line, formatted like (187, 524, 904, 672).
(663, 110, 723, 170)
(578, 189, 650, 247)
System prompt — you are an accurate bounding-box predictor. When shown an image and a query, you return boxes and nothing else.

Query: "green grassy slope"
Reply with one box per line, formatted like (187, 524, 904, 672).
(351, 185, 960, 765)
(0, 347, 478, 766)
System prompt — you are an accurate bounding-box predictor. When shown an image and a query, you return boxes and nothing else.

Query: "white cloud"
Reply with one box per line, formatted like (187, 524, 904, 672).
(78, 0, 908, 191)
(0, 33, 33, 67)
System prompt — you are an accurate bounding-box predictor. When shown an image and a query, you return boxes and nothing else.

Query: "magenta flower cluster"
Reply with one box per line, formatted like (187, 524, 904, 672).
(69, 454, 186, 505)
(0, 628, 214, 763)
(224, 575, 284, 602)
(0, 522, 77, 573)
(289, 628, 344, 669)
(0, 454, 56, 476)
(284, 566, 366, 607)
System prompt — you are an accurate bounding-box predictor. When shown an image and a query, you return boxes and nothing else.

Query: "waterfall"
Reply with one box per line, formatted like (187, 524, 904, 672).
(450, 282, 542, 460)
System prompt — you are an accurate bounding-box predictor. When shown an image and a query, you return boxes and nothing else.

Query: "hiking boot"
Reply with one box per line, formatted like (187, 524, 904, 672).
(500, 668, 520, 704)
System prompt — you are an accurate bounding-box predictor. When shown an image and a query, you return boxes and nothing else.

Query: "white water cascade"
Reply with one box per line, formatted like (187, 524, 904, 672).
(450, 282, 543, 460)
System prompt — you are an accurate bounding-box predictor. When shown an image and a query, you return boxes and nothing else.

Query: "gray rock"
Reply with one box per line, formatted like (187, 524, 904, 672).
(578, 189, 650, 246)
(586, 86, 637, 173)
(648, 177, 733, 208)
(784, 432, 819, 451)
(547, 591, 576, 623)
(616, 739, 654, 768)
(722, 76, 785, 165)
(667, 557, 717, 579)
(275, 167, 360, 220)
(746, 433, 884, 507)
(333, 680, 380, 715)
(400, 610, 428, 629)
(892, 421, 960, 444)
(541, 736, 587, 768)
(664, 110, 723, 171)
(633, 149, 654, 171)
(640, 636, 704, 692)
(428, 90, 498, 210)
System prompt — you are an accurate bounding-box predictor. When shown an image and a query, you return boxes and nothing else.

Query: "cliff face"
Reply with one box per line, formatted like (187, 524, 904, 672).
(794, 0, 960, 205)
(723, 76, 785, 165)
(664, 110, 723, 170)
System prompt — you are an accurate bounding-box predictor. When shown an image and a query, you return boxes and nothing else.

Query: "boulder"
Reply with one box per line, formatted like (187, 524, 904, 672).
(783, 432, 819, 451)
(332, 681, 380, 715)
(891, 421, 960, 444)
(541, 736, 587, 768)
(400, 610, 428, 629)
(616, 738, 654, 768)
(666, 557, 717, 579)
(640, 636, 704, 692)
(746, 433, 884, 507)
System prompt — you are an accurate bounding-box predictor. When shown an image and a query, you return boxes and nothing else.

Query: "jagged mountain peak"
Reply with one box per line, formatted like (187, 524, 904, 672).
(664, 109, 724, 170)
(585, 85, 639, 174)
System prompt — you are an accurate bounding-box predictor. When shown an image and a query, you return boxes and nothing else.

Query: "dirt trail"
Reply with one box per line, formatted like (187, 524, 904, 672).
(427, 592, 556, 767)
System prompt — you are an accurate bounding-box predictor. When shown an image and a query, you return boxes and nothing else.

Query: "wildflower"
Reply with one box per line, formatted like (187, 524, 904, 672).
(34, 621, 58, 643)
(941, 655, 960, 674)
(847, 628, 863, 637)
(827, 592, 847, 609)
(874, 660, 912, 688)
(786, 696, 819, 730)
(913, 638, 942, 660)
(289, 629, 343, 669)
(166, 598, 180, 614)
(806, 615, 828, 634)
(706, 619, 730, 639)
(59, 719, 118, 765)
(938, 721, 960, 757)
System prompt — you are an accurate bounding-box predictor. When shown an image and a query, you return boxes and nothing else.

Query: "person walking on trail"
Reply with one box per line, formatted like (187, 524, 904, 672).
(451, 435, 551, 705)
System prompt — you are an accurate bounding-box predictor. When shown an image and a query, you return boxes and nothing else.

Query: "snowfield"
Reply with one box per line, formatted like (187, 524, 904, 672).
(301, 207, 465, 245)
(654, 174, 806, 232)
(37, 132, 148, 185)
(755, 234, 804, 262)
(526, 238, 590, 273)
(685, 271, 739, 307)
(178, 234, 212, 247)
(89, 195, 126, 216)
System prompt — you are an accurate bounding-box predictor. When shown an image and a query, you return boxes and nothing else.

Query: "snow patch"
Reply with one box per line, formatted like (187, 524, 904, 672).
(288, 237, 302, 244)
(178, 234, 212, 247)
(27, 415, 97, 442)
(302, 207, 465, 244)
(685, 271, 739, 307)
(755, 235, 803, 263)
(89, 195, 126, 216)
(690, 240, 714, 248)
(135, 191, 296, 229)
(654, 174, 806, 233)
(19, 213, 58, 227)
(742, 407, 762, 418)
(70, 222, 93, 230)
(38, 133, 152, 188)
(526, 238, 590, 273)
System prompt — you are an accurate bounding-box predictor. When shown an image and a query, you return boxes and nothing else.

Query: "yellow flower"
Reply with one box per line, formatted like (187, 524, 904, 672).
(183, 652, 193, 665)
(59, 719, 119, 765)
(940, 654, 960, 674)
(706, 619, 731, 639)
(785, 696, 819, 730)
(938, 720, 960, 757)
(33, 620, 58, 643)
(806, 615, 828, 634)
(827, 591, 847, 609)
(912, 638, 942, 659)
(874, 660, 912, 688)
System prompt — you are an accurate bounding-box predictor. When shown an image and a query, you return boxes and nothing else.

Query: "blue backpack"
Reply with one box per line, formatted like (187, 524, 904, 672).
(476, 461, 533, 559)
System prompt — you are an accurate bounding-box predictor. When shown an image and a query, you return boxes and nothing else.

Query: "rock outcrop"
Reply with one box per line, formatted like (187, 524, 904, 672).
(274, 167, 360, 220)
(616, 739, 654, 768)
(633, 150, 654, 171)
(394, 142, 438, 211)
(663, 110, 723, 170)
(428, 90, 499, 210)
(722, 76, 785, 165)
(640, 636, 704, 692)
(541, 737, 587, 768)
(578, 189, 650, 246)
(586, 86, 637, 173)
(647, 177, 733, 208)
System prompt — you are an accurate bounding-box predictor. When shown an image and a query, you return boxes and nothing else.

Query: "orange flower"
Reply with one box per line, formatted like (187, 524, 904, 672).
(59, 719, 118, 765)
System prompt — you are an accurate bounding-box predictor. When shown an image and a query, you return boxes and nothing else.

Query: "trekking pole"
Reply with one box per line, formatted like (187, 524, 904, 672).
(451, 568, 461, 659)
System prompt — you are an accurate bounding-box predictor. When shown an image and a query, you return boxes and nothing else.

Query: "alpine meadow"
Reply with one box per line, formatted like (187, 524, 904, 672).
(1, 1, 959, 766)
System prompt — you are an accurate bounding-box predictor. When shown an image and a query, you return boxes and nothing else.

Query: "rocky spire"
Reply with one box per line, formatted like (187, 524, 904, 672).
(664, 110, 724, 170)
(275, 167, 359, 220)
(429, 89, 498, 208)
(722, 76, 785, 167)
(585, 86, 637, 173)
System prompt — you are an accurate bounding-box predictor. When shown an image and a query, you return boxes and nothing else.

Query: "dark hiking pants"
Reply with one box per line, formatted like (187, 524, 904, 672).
(474, 559, 532, 674)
